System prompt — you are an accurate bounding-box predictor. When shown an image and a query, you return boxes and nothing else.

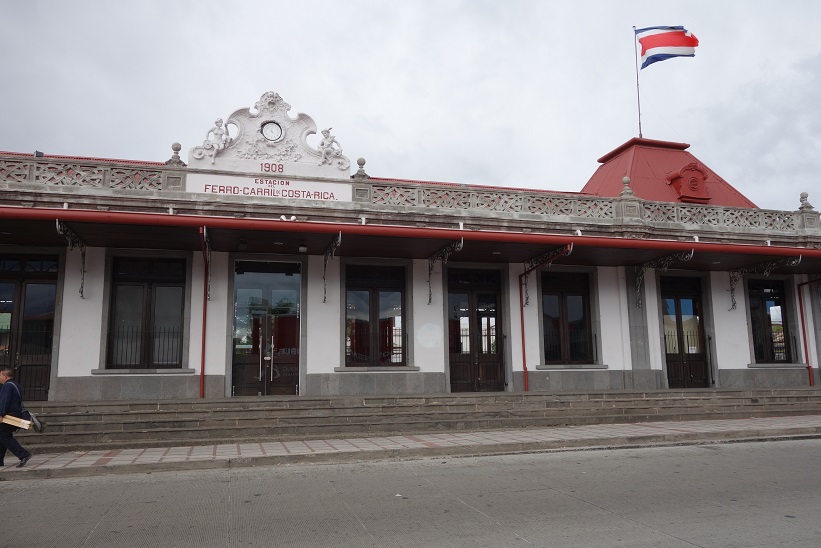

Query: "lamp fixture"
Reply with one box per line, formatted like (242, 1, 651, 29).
(298, 243, 308, 253)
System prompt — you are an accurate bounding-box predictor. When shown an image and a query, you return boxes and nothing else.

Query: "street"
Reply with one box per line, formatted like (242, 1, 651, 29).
(3, 439, 820, 547)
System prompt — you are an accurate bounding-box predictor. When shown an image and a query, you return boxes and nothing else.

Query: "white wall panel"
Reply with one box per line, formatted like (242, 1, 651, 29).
(57, 247, 105, 377)
(305, 254, 341, 373)
(709, 271, 750, 370)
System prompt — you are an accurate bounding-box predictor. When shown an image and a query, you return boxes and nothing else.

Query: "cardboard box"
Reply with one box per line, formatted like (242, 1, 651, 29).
(1, 415, 31, 429)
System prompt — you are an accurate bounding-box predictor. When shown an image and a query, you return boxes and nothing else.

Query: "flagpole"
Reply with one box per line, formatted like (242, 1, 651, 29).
(632, 26, 643, 138)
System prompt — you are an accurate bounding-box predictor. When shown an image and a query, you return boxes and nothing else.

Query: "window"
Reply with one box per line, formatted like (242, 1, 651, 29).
(107, 257, 186, 369)
(541, 272, 593, 364)
(748, 279, 792, 363)
(345, 264, 405, 367)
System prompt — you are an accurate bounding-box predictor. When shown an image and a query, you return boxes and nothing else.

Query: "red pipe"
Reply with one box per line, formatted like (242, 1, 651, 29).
(516, 244, 574, 391)
(797, 277, 821, 387)
(198, 227, 209, 398)
(518, 278, 528, 391)
(4, 206, 821, 259)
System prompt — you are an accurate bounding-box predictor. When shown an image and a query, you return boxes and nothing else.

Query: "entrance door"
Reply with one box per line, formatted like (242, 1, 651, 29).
(0, 255, 59, 401)
(232, 261, 301, 396)
(448, 269, 504, 392)
(661, 277, 709, 388)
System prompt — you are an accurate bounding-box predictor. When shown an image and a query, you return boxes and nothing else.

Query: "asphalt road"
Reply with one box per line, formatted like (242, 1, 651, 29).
(3, 439, 820, 547)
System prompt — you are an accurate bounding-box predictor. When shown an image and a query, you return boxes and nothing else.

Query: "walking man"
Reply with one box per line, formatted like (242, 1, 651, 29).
(0, 367, 32, 468)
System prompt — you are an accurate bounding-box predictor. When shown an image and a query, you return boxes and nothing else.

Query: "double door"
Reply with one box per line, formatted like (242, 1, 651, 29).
(232, 261, 301, 396)
(447, 269, 504, 392)
(661, 277, 709, 388)
(0, 255, 58, 401)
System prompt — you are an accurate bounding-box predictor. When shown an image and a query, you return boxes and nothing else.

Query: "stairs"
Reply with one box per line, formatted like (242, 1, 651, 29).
(17, 389, 821, 453)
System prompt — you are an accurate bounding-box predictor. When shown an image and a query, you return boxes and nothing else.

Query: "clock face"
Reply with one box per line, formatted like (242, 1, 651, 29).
(261, 121, 282, 142)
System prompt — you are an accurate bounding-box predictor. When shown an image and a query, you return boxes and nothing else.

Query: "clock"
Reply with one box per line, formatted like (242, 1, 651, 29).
(261, 121, 283, 142)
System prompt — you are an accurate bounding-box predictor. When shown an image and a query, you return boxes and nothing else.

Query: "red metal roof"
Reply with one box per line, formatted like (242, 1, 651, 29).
(580, 138, 758, 208)
(0, 150, 166, 167)
(369, 176, 582, 195)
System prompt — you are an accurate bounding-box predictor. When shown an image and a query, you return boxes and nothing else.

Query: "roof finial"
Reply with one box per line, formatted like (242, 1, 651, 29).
(799, 192, 814, 211)
(620, 176, 634, 197)
(165, 142, 186, 167)
(351, 157, 369, 179)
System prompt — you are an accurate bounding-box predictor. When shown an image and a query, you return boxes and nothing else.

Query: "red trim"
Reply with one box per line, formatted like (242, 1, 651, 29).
(597, 138, 689, 163)
(3, 206, 820, 259)
(518, 279, 528, 391)
(516, 244, 574, 392)
(0, 150, 165, 167)
(368, 176, 581, 195)
(797, 277, 821, 386)
(199, 227, 209, 398)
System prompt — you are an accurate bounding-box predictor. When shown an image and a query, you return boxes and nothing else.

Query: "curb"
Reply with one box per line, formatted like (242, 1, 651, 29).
(3, 428, 820, 482)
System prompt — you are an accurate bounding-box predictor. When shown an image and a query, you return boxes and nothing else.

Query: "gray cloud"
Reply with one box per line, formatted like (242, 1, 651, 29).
(2, 0, 820, 212)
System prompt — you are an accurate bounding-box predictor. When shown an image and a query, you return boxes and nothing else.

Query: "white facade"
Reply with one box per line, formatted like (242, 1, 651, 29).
(1, 91, 820, 401)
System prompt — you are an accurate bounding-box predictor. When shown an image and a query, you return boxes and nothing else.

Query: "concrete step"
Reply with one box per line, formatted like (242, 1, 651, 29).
(24, 389, 821, 415)
(17, 389, 821, 453)
(30, 398, 821, 434)
(27, 394, 821, 427)
(18, 406, 821, 454)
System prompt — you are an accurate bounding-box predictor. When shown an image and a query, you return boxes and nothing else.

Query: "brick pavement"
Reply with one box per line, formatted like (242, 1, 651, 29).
(2, 414, 821, 481)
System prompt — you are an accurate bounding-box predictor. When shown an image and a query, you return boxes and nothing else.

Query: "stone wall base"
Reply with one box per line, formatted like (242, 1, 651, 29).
(512, 370, 664, 392)
(304, 372, 447, 396)
(50, 374, 225, 401)
(718, 367, 815, 389)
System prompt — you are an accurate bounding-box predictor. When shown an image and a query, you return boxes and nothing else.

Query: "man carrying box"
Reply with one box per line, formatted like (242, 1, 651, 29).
(0, 367, 32, 468)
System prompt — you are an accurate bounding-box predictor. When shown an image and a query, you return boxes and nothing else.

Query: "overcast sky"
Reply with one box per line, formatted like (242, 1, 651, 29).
(2, 1, 819, 211)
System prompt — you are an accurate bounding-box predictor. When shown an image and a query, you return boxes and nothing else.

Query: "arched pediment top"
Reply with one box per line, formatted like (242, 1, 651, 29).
(666, 162, 707, 182)
(666, 161, 710, 204)
(188, 92, 350, 177)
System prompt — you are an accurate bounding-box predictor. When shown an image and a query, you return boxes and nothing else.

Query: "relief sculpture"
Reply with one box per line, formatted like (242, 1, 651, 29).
(317, 128, 344, 166)
(191, 118, 233, 163)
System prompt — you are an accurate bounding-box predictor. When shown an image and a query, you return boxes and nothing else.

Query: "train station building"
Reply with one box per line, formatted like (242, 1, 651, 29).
(1, 91, 820, 401)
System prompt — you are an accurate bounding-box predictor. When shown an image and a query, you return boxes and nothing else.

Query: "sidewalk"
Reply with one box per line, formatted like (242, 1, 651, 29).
(3, 414, 821, 481)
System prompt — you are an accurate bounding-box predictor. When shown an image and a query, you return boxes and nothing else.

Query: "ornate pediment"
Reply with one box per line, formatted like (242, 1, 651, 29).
(188, 92, 350, 177)
(666, 162, 710, 204)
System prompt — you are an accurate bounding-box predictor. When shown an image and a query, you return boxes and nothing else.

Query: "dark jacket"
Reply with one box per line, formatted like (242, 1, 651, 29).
(0, 380, 24, 418)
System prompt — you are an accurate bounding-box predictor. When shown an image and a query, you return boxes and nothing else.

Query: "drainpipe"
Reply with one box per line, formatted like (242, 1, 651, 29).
(518, 279, 529, 391)
(517, 244, 573, 391)
(797, 276, 821, 387)
(199, 227, 209, 398)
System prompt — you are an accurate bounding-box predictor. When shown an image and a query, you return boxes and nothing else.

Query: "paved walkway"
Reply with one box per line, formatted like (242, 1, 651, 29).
(3, 414, 821, 481)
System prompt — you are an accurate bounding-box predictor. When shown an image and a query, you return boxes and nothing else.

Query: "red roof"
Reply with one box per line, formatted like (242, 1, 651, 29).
(0, 150, 165, 167)
(580, 138, 758, 208)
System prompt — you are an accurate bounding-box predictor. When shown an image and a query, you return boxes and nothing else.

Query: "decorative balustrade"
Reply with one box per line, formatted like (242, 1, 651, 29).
(373, 184, 616, 219)
(1, 155, 817, 235)
(643, 203, 797, 230)
(0, 157, 164, 190)
(370, 182, 813, 231)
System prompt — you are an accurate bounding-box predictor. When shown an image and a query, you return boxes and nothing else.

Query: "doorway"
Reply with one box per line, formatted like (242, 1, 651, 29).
(447, 269, 504, 392)
(0, 255, 58, 401)
(232, 261, 301, 396)
(660, 277, 709, 388)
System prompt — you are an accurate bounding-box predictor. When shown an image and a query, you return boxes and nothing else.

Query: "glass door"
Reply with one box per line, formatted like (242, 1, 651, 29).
(232, 261, 301, 396)
(661, 277, 709, 388)
(447, 269, 504, 392)
(0, 255, 59, 401)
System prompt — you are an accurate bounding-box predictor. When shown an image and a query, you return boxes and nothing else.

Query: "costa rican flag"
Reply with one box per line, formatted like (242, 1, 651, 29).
(635, 26, 699, 69)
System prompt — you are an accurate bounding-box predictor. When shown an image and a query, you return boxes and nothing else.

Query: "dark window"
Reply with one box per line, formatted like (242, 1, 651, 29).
(541, 272, 593, 364)
(345, 265, 405, 367)
(107, 257, 186, 369)
(748, 279, 792, 363)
